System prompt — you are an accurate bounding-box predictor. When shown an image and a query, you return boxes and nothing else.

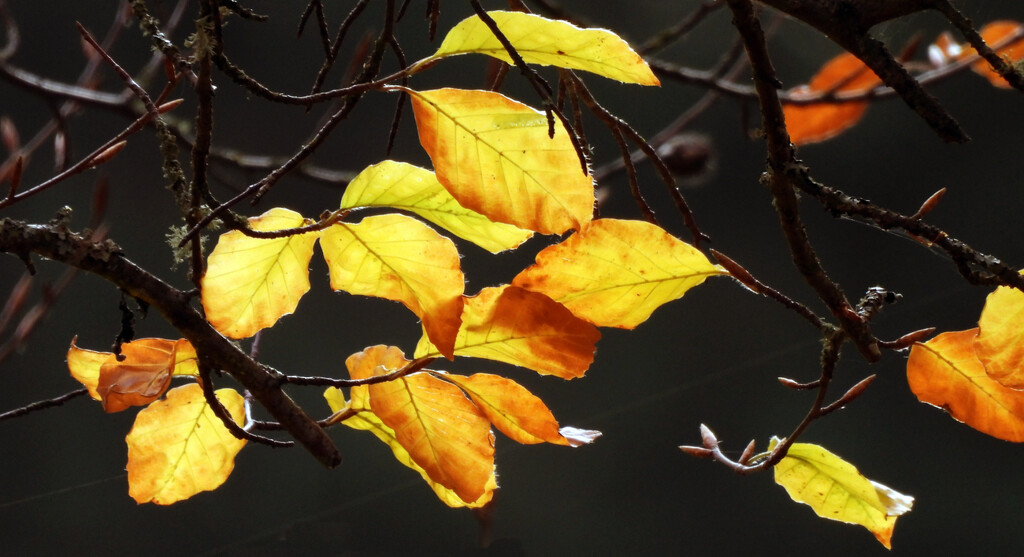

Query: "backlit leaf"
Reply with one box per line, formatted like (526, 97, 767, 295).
(321, 214, 464, 359)
(908, 328, 1024, 441)
(67, 337, 108, 400)
(784, 52, 882, 145)
(126, 384, 247, 505)
(769, 437, 914, 549)
(405, 87, 595, 235)
(201, 207, 318, 338)
(421, 11, 659, 85)
(971, 21, 1024, 88)
(339, 160, 532, 253)
(67, 338, 199, 411)
(325, 383, 496, 508)
(414, 285, 600, 379)
(439, 371, 600, 446)
(512, 218, 725, 328)
(975, 283, 1024, 388)
(344, 346, 495, 503)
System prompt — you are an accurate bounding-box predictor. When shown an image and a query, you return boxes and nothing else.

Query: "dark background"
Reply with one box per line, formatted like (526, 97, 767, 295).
(2, 1, 1024, 555)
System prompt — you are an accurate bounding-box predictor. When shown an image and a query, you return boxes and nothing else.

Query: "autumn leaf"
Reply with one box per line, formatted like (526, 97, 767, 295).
(320, 214, 464, 359)
(67, 337, 110, 400)
(339, 160, 532, 253)
(769, 437, 914, 549)
(414, 285, 601, 379)
(908, 328, 1024, 441)
(403, 87, 595, 235)
(512, 218, 725, 328)
(417, 11, 659, 85)
(438, 371, 600, 446)
(126, 384, 247, 505)
(974, 283, 1024, 389)
(67, 338, 199, 412)
(342, 346, 495, 503)
(971, 21, 1024, 88)
(201, 207, 318, 338)
(784, 52, 882, 145)
(324, 384, 497, 508)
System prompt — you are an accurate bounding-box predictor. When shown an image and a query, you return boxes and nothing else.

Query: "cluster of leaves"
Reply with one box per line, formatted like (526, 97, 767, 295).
(64, 11, 725, 508)
(2, 1, 1022, 551)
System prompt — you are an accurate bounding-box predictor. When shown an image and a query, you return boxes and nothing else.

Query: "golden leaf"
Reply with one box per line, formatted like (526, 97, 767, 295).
(342, 346, 495, 503)
(340, 160, 533, 253)
(908, 328, 1024, 441)
(439, 372, 600, 446)
(67, 337, 108, 400)
(325, 382, 496, 508)
(512, 218, 725, 328)
(126, 384, 247, 505)
(201, 207, 318, 339)
(321, 214, 464, 359)
(414, 285, 601, 379)
(770, 437, 914, 549)
(405, 87, 594, 235)
(419, 11, 659, 85)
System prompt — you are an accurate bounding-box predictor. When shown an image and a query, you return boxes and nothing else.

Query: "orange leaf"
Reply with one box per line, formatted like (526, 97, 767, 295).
(971, 21, 1024, 88)
(67, 337, 108, 400)
(974, 283, 1024, 388)
(439, 372, 600, 446)
(325, 381, 497, 508)
(907, 328, 1024, 442)
(414, 285, 601, 379)
(405, 87, 594, 235)
(784, 52, 882, 145)
(512, 218, 725, 328)
(346, 346, 495, 503)
(320, 214, 464, 359)
(65, 337, 200, 413)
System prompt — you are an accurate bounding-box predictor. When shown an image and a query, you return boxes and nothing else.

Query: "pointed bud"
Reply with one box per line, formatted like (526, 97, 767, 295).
(699, 423, 718, 449)
(882, 327, 936, 350)
(1, 116, 20, 153)
(912, 188, 947, 220)
(157, 98, 184, 114)
(710, 250, 760, 294)
(739, 439, 757, 464)
(679, 445, 714, 458)
(86, 140, 127, 169)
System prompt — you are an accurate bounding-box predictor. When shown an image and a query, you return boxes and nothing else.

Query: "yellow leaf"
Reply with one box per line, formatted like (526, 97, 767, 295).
(201, 207, 317, 339)
(420, 11, 659, 85)
(414, 285, 601, 379)
(975, 283, 1024, 389)
(321, 214, 464, 359)
(342, 346, 495, 503)
(340, 160, 533, 253)
(512, 218, 725, 328)
(126, 384, 247, 505)
(439, 372, 600, 446)
(769, 437, 914, 549)
(324, 384, 496, 508)
(908, 328, 1024, 441)
(405, 87, 595, 235)
(67, 337, 108, 400)
(784, 52, 882, 145)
